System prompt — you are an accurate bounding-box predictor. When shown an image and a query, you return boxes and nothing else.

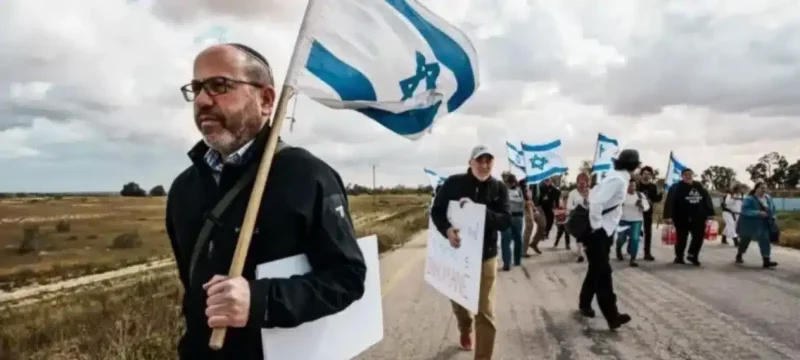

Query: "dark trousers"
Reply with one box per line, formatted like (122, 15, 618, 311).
(554, 224, 570, 248)
(642, 212, 653, 256)
(579, 229, 619, 320)
(543, 210, 554, 238)
(674, 218, 706, 259)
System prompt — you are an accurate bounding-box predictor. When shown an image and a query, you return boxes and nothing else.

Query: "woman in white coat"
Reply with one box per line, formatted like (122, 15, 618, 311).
(567, 172, 591, 263)
(720, 183, 744, 246)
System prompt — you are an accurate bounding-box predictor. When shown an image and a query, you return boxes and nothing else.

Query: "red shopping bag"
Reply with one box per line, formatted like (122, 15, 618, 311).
(661, 225, 677, 245)
(704, 220, 719, 241)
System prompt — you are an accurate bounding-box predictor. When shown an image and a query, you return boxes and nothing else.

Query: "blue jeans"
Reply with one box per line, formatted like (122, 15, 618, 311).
(616, 220, 643, 259)
(501, 215, 524, 268)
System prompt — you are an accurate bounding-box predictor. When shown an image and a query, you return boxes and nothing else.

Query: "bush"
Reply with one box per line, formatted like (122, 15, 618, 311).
(110, 231, 143, 249)
(19, 226, 47, 254)
(149, 185, 167, 197)
(120, 182, 147, 197)
(55, 220, 71, 233)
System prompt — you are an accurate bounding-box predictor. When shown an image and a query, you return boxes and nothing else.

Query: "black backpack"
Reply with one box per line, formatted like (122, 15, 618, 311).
(565, 204, 620, 239)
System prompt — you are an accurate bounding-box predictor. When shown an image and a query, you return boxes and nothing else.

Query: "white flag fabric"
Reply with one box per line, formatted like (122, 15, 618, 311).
(424, 168, 447, 189)
(506, 141, 525, 171)
(592, 133, 620, 174)
(290, 0, 480, 139)
(521, 140, 568, 185)
(664, 151, 688, 191)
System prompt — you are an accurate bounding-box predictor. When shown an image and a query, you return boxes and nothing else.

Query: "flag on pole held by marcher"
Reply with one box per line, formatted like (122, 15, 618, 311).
(521, 140, 569, 185)
(506, 141, 525, 171)
(664, 151, 688, 191)
(591, 133, 620, 174)
(423, 168, 447, 189)
(289, 0, 480, 139)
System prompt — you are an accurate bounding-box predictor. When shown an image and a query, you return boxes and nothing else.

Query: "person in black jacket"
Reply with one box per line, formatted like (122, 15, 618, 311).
(636, 166, 663, 261)
(431, 144, 510, 359)
(537, 178, 561, 238)
(167, 43, 366, 360)
(663, 168, 715, 266)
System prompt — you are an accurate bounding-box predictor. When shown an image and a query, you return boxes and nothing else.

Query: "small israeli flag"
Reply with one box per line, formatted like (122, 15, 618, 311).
(591, 133, 620, 174)
(506, 141, 525, 171)
(423, 168, 447, 189)
(664, 151, 688, 191)
(290, 0, 480, 139)
(521, 140, 569, 185)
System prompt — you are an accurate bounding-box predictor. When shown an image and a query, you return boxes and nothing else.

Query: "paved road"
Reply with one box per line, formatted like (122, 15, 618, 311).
(360, 228, 800, 360)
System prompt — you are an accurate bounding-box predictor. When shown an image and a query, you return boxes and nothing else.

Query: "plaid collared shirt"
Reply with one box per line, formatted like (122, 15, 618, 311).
(203, 140, 254, 184)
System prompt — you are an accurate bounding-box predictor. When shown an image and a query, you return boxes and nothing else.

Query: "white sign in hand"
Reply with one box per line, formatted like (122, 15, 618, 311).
(255, 235, 383, 360)
(424, 201, 486, 313)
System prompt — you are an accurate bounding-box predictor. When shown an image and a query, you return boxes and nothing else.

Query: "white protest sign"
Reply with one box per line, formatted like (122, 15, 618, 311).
(256, 235, 383, 360)
(424, 201, 485, 313)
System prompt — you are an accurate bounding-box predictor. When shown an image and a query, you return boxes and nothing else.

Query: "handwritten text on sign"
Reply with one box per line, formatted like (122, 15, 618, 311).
(424, 201, 486, 313)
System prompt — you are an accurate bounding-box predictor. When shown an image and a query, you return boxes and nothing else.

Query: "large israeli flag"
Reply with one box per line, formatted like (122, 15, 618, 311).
(290, 0, 480, 139)
(423, 168, 447, 188)
(521, 140, 569, 185)
(506, 141, 525, 171)
(664, 151, 688, 191)
(591, 133, 620, 174)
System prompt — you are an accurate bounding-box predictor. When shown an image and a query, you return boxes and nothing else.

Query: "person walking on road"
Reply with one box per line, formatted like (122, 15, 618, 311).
(720, 183, 744, 246)
(431, 145, 511, 359)
(663, 168, 715, 266)
(578, 149, 639, 330)
(528, 181, 555, 254)
(538, 178, 561, 240)
(735, 182, 779, 268)
(553, 193, 571, 249)
(167, 43, 366, 360)
(519, 179, 537, 257)
(500, 172, 525, 271)
(636, 166, 662, 260)
(615, 179, 650, 267)
(567, 172, 591, 263)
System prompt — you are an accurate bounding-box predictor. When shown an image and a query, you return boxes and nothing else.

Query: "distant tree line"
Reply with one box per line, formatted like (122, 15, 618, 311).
(5, 153, 799, 199)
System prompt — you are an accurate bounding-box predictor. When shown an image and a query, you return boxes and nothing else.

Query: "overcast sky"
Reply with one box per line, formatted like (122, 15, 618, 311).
(2, 0, 799, 192)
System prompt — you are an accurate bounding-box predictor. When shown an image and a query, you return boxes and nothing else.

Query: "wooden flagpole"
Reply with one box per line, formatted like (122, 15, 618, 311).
(209, 0, 316, 350)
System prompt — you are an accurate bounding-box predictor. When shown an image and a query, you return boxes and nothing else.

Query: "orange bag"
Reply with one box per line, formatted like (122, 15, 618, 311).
(661, 225, 677, 245)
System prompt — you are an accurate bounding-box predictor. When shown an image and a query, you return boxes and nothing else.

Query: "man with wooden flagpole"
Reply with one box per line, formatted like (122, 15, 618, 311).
(165, 0, 480, 359)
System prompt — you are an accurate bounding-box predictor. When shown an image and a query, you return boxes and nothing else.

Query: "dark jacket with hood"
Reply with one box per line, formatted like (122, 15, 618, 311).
(663, 181, 715, 222)
(165, 125, 366, 360)
(431, 169, 511, 260)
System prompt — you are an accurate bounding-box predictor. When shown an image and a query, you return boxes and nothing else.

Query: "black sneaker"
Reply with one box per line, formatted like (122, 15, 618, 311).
(644, 254, 655, 261)
(673, 257, 686, 265)
(687, 255, 701, 266)
(735, 253, 743, 264)
(608, 313, 632, 330)
(629, 260, 639, 267)
(579, 308, 596, 318)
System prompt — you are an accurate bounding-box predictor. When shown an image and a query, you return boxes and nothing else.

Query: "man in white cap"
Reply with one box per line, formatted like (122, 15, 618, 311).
(431, 144, 511, 360)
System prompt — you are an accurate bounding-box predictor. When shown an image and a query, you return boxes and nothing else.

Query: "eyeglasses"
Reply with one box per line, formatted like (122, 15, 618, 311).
(180, 76, 264, 102)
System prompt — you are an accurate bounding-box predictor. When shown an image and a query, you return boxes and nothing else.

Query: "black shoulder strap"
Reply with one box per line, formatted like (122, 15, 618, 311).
(601, 204, 619, 215)
(188, 141, 290, 284)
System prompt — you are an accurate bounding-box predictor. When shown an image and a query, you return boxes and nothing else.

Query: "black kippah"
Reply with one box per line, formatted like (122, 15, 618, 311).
(226, 43, 271, 70)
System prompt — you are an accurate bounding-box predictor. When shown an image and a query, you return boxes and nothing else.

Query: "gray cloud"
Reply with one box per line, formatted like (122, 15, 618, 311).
(2, 0, 800, 191)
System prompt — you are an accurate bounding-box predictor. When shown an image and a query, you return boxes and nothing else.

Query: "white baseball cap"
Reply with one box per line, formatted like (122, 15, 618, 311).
(470, 145, 494, 160)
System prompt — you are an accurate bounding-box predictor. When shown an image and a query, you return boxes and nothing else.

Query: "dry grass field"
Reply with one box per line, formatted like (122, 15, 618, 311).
(0, 194, 429, 291)
(0, 193, 430, 360)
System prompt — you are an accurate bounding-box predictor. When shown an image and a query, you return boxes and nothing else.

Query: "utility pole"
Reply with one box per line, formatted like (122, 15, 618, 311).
(369, 161, 379, 207)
